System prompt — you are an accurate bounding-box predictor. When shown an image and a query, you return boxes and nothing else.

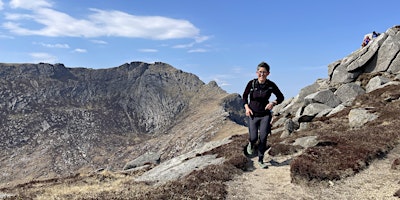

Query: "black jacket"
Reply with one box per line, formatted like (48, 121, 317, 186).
(242, 79, 284, 117)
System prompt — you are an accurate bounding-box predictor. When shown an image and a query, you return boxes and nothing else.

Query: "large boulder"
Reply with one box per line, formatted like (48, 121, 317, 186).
(348, 108, 379, 128)
(334, 83, 365, 104)
(304, 89, 342, 108)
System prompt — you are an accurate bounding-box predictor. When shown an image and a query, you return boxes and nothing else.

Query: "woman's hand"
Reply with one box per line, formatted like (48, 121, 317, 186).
(244, 104, 253, 117)
(265, 102, 276, 110)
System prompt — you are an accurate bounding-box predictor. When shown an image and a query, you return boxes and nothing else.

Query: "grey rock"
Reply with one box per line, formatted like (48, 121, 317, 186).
(284, 118, 298, 134)
(222, 93, 247, 126)
(0, 193, 15, 199)
(334, 83, 365, 103)
(293, 136, 318, 148)
(135, 137, 232, 185)
(304, 90, 342, 108)
(123, 152, 161, 170)
(348, 108, 378, 128)
(326, 104, 346, 117)
(374, 30, 400, 72)
(366, 76, 391, 92)
(302, 103, 332, 120)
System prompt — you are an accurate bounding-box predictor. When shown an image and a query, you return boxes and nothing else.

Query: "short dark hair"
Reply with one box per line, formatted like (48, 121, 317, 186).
(257, 62, 270, 72)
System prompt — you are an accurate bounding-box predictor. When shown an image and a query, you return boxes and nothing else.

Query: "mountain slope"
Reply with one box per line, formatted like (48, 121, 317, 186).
(0, 61, 245, 188)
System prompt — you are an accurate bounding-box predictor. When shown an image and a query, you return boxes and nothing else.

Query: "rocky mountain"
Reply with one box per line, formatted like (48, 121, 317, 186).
(0, 61, 244, 188)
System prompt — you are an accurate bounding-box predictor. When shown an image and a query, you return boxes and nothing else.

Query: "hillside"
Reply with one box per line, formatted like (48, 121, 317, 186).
(0, 61, 245, 190)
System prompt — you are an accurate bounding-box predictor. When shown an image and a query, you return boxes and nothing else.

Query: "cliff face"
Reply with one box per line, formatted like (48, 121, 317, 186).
(0, 61, 240, 185)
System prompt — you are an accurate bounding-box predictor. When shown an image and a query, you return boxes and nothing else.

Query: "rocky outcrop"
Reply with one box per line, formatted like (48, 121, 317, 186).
(123, 152, 161, 170)
(134, 137, 232, 185)
(272, 25, 400, 137)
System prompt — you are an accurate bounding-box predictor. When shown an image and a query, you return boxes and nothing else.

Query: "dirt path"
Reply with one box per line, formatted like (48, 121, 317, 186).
(226, 145, 400, 200)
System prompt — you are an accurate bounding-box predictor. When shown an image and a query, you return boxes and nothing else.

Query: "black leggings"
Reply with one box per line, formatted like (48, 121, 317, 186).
(248, 114, 272, 158)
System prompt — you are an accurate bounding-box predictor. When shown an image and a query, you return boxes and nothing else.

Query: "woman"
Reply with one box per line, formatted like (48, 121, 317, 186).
(242, 61, 284, 168)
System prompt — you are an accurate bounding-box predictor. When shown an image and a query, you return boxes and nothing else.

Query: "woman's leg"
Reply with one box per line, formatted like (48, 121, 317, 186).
(257, 114, 272, 160)
(248, 116, 260, 146)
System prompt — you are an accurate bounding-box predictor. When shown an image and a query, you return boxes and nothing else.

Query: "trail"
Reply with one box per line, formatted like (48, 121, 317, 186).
(225, 145, 400, 200)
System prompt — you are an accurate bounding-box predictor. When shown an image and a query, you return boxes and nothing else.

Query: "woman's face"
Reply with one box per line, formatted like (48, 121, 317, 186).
(256, 67, 269, 82)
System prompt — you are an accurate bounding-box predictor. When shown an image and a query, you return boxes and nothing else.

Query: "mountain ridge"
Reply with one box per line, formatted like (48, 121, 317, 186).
(0, 61, 244, 189)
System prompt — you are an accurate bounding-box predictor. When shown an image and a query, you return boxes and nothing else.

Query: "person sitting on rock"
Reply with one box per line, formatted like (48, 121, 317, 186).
(362, 36, 371, 47)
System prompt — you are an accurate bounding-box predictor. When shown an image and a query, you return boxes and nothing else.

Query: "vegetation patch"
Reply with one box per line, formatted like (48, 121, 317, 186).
(290, 85, 400, 185)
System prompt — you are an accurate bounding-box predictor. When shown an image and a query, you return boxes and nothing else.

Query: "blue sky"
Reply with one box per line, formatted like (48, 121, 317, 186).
(0, 0, 399, 98)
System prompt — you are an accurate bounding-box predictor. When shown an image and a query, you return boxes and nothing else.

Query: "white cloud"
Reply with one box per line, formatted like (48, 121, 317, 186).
(173, 43, 194, 49)
(138, 49, 158, 53)
(10, 0, 52, 9)
(212, 77, 231, 87)
(34, 42, 69, 48)
(73, 48, 87, 53)
(195, 36, 210, 43)
(173, 36, 210, 49)
(88, 8, 199, 39)
(29, 52, 57, 63)
(0, 0, 4, 10)
(4, 8, 101, 37)
(91, 40, 108, 45)
(3, 1, 204, 41)
(208, 70, 244, 88)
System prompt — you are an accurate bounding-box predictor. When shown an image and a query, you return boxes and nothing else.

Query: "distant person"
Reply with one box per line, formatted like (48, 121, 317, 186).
(372, 31, 380, 38)
(242, 61, 284, 169)
(362, 36, 371, 47)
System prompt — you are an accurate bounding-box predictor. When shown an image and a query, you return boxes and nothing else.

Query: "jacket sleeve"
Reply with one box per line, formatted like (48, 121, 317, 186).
(242, 80, 252, 106)
(271, 81, 284, 104)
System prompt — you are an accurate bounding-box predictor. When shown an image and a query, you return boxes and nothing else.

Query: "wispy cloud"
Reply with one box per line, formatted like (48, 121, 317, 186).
(209, 73, 236, 87)
(29, 52, 57, 63)
(73, 48, 87, 53)
(91, 40, 108, 45)
(10, 0, 52, 9)
(0, 0, 4, 10)
(3, 0, 204, 41)
(138, 49, 158, 53)
(208, 66, 247, 88)
(173, 36, 210, 49)
(34, 42, 70, 48)
(173, 43, 194, 49)
(173, 36, 212, 54)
